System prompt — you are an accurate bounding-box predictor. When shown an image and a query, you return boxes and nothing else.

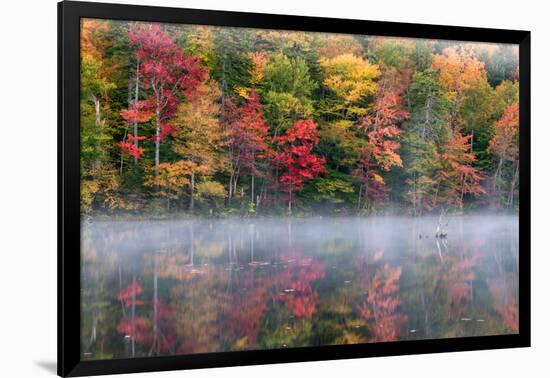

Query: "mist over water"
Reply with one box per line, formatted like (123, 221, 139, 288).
(81, 215, 519, 360)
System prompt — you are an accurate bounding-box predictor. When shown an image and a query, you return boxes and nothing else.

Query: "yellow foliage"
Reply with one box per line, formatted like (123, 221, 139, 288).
(185, 26, 217, 67)
(81, 165, 131, 213)
(317, 34, 363, 59)
(234, 85, 250, 99)
(233, 336, 249, 349)
(249, 51, 269, 85)
(320, 54, 380, 108)
(196, 180, 226, 200)
(81, 179, 99, 213)
(255, 30, 316, 52)
(432, 47, 487, 104)
(80, 18, 110, 60)
(173, 79, 228, 174)
(145, 161, 196, 199)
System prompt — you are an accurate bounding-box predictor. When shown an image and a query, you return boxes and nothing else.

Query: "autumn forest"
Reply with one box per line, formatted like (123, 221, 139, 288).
(80, 19, 519, 217)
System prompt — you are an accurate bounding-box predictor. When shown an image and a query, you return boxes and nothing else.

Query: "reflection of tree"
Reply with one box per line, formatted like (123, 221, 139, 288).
(81, 229, 119, 360)
(221, 270, 269, 349)
(156, 253, 228, 354)
(488, 275, 518, 333)
(439, 255, 477, 320)
(275, 250, 325, 318)
(258, 247, 326, 349)
(357, 263, 408, 341)
(115, 266, 178, 357)
(171, 274, 222, 353)
(84, 218, 520, 358)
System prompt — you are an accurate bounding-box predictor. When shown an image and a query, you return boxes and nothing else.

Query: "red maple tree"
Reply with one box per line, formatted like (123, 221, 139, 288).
(438, 132, 485, 208)
(126, 23, 207, 171)
(355, 66, 409, 212)
(273, 119, 326, 215)
(226, 90, 270, 201)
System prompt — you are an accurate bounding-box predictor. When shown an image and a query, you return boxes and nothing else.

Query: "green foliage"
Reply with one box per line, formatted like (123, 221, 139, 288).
(261, 53, 317, 131)
(303, 170, 356, 205)
(196, 180, 226, 206)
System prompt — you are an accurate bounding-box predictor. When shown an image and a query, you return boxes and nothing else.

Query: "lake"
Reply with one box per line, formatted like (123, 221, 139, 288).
(81, 215, 519, 360)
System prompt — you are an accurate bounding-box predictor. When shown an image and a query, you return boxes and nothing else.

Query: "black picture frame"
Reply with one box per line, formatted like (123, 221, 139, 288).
(58, 1, 531, 376)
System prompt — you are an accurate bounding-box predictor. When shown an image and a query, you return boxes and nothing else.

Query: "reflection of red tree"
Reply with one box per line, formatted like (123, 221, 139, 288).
(116, 280, 177, 355)
(117, 317, 151, 344)
(439, 255, 477, 319)
(488, 276, 519, 333)
(223, 271, 269, 347)
(275, 250, 325, 318)
(357, 264, 407, 341)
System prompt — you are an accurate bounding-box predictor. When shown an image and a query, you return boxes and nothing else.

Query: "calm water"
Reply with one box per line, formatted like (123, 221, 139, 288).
(81, 216, 519, 360)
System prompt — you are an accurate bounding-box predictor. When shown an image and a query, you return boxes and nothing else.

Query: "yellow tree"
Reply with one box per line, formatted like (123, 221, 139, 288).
(320, 54, 380, 119)
(249, 51, 269, 86)
(316, 35, 363, 59)
(173, 80, 227, 210)
(144, 161, 196, 210)
(432, 47, 488, 130)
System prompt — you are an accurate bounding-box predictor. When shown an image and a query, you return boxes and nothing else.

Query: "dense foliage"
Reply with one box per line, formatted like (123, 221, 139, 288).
(80, 20, 520, 216)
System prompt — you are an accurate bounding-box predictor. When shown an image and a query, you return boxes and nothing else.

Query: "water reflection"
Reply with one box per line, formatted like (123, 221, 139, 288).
(81, 216, 519, 360)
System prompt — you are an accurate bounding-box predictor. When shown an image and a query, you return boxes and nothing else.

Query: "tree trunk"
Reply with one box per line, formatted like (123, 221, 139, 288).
(189, 172, 195, 210)
(228, 174, 233, 201)
(412, 172, 417, 217)
(508, 159, 519, 207)
(288, 187, 292, 216)
(149, 258, 158, 356)
(155, 108, 160, 174)
(132, 59, 140, 165)
(357, 184, 363, 211)
(131, 273, 136, 357)
(493, 158, 503, 193)
(251, 175, 255, 204)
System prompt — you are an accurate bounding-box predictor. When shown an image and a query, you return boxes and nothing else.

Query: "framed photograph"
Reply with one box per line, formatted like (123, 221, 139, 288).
(58, 1, 530, 376)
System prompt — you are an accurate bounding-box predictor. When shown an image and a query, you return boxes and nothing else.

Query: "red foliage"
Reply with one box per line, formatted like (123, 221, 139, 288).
(273, 119, 326, 202)
(129, 24, 206, 108)
(353, 147, 390, 205)
(150, 123, 177, 142)
(355, 67, 409, 209)
(438, 132, 486, 207)
(117, 140, 145, 160)
(120, 100, 154, 123)
(127, 134, 147, 143)
(117, 281, 143, 303)
(226, 90, 270, 177)
(126, 23, 207, 153)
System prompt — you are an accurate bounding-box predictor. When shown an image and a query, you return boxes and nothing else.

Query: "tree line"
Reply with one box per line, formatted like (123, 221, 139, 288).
(80, 19, 520, 216)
